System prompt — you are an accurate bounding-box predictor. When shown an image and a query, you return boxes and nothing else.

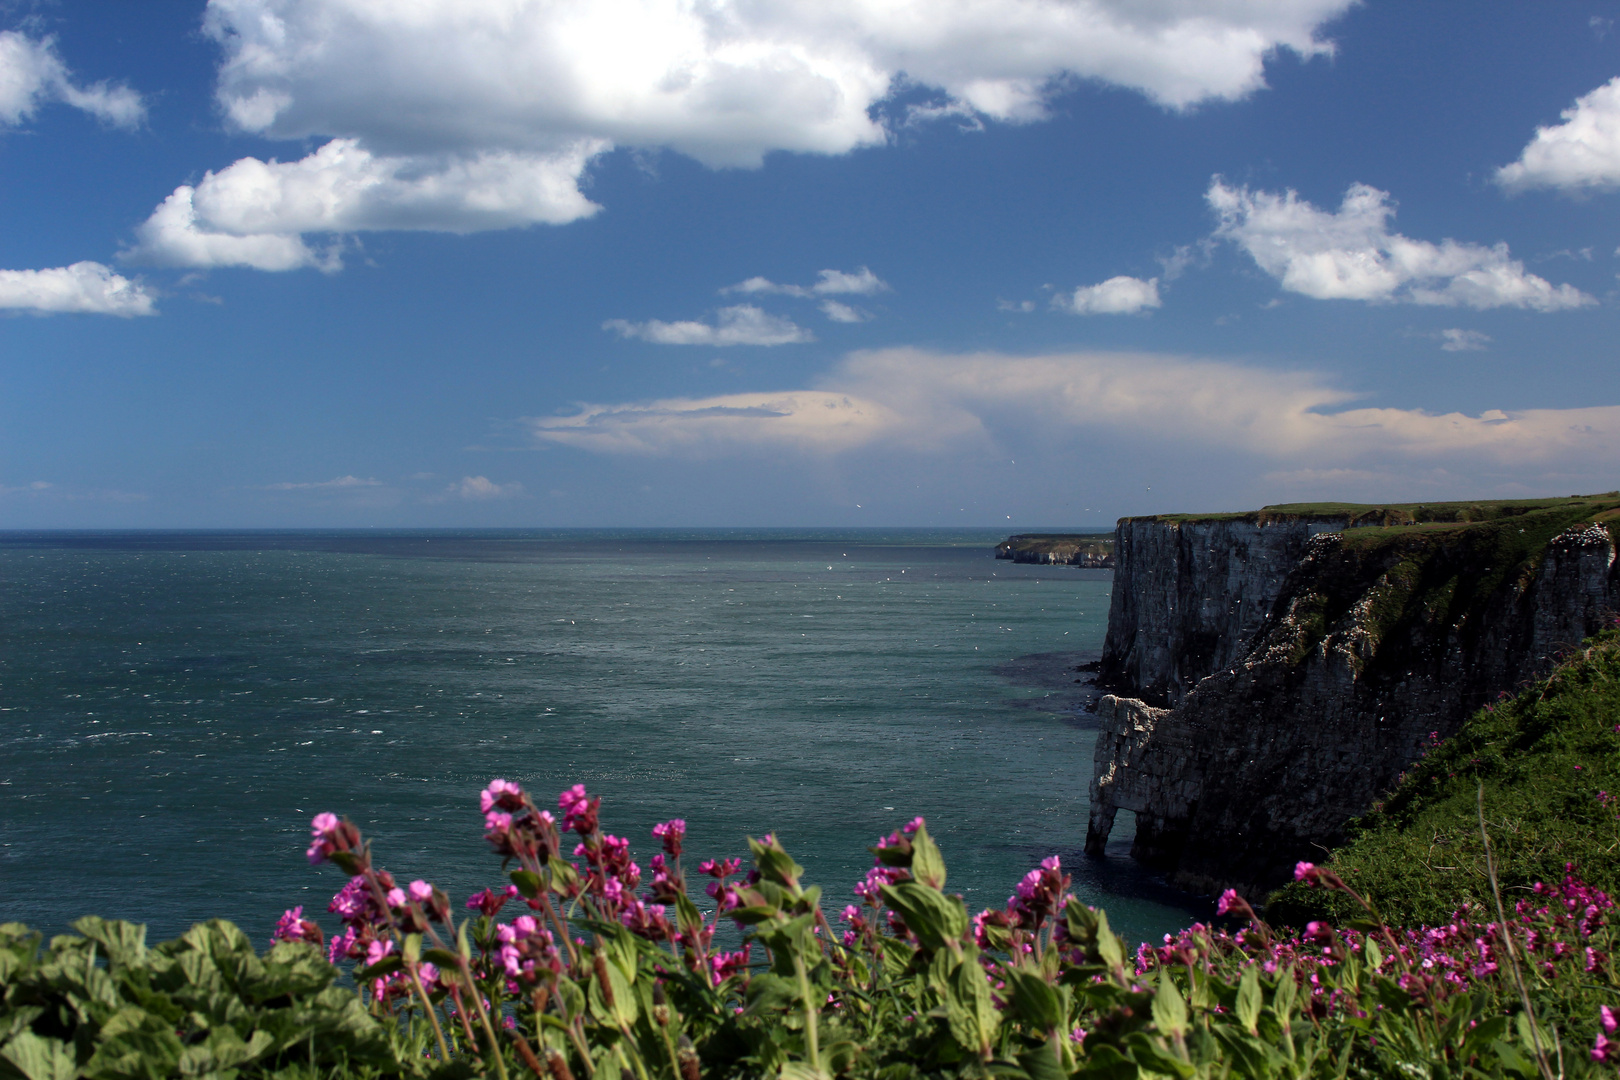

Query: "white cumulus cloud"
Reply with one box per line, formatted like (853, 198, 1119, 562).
(203, 0, 1351, 162)
(0, 31, 145, 129)
(1055, 275, 1160, 314)
(1209, 179, 1594, 311)
(0, 262, 155, 316)
(144, 0, 1352, 270)
(604, 304, 813, 345)
(1497, 77, 1620, 193)
(124, 138, 607, 271)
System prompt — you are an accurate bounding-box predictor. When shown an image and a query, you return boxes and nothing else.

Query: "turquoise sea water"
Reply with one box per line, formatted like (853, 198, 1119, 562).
(0, 530, 1202, 946)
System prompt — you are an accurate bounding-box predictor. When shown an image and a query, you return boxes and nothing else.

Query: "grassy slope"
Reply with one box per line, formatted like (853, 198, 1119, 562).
(1268, 629, 1620, 929)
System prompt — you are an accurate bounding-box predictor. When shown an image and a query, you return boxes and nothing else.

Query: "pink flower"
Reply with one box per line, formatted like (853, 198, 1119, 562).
(514, 915, 539, 938)
(409, 880, 433, 903)
(1216, 889, 1239, 916)
(558, 783, 599, 834)
(700, 857, 742, 878)
(271, 906, 322, 947)
(305, 812, 343, 864)
(652, 818, 687, 857)
(1602, 1005, 1617, 1034)
(480, 778, 525, 813)
(903, 817, 924, 835)
(1294, 861, 1319, 884)
(386, 887, 407, 909)
(327, 926, 357, 964)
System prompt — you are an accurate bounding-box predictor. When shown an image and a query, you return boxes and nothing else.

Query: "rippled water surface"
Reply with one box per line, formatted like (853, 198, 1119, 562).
(0, 530, 1201, 945)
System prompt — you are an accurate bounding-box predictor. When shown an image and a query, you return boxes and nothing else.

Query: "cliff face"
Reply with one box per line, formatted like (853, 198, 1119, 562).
(1086, 498, 1620, 898)
(1098, 516, 1348, 706)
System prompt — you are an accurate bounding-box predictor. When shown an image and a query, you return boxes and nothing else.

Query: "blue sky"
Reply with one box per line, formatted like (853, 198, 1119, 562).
(2, 0, 1619, 527)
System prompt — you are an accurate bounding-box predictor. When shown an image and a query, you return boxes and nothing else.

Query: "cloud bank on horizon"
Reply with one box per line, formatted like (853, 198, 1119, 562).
(529, 348, 1620, 487)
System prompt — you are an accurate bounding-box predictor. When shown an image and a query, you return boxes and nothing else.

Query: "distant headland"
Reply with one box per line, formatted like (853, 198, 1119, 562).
(993, 533, 1114, 567)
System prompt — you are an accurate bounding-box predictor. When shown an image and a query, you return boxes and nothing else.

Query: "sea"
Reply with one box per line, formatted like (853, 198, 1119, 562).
(0, 529, 1205, 947)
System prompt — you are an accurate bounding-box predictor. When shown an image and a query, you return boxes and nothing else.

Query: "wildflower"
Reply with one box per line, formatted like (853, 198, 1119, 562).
(652, 818, 686, 857)
(1294, 861, 1319, 883)
(327, 926, 358, 963)
(1216, 889, 1238, 916)
(409, 879, 433, 903)
(271, 906, 323, 948)
(903, 816, 924, 834)
(699, 857, 742, 878)
(386, 887, 406, 909)
(305, 812, 354, 865)
(481, 778, 525, 813)
(558, 783, 599, 834)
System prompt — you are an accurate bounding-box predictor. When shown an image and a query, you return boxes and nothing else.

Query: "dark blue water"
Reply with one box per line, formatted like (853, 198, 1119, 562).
(0, 530, 1201, 946)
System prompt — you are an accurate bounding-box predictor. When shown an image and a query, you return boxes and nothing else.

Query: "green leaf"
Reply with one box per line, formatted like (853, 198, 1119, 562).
(1123, 1033, 1195, 1080)
(1364, 938, 1383, 972)
(0, 1033, 77, 1080)
(674, 891, 704, 933)
(749, 835, 806, 894)
(909, 824, 947, 890)
(1015, 1047, 1067, 1080)
(1002, 967, 1067, 1033)
(422, 948, 461, 967)
(509, 870, 543, 899)
(1094, 911, 1124, 971)
(70, 917, 148, 969)
(780, 1063, 831, 1080)
(945, 956, 999, 1056)
(878, 881, 968, 953)
(744, 973, 801, 1015)
(1151, 976, 1188, 1039)
(354, 955, 404, 982)
(547, 856, 580, 896)
(1234, 966, 1261, 1035)
(1073, 1043, 1139, 1080)
(402, 932, 422, 963)
(725, 905, 780, 926)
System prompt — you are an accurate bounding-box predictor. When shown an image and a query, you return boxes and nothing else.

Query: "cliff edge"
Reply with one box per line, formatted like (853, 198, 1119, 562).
(1086, 495, 1620, 898)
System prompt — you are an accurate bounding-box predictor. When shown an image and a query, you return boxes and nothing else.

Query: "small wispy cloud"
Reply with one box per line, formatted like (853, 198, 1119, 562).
(264, 475, 382, 490)
(1438, 328, 1491, 352)
(722, 267, 890, 298)
(447, 476, 522, 500)
(604, 304, 813, 346)
(1053, 276, 1160, 315)
(0, 31, 146, 130)
(820, 299, 869, 323)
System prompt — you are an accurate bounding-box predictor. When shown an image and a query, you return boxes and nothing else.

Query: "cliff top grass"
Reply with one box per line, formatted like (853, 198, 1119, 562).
(1125, 491, 1620, 529)
(995, 533, 1113, 551)
(1268, 627, 1620, 931)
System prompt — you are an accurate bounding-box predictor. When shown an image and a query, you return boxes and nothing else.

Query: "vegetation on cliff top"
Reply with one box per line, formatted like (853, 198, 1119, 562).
(1128, 492, 1620, 529)
(1241, 497, 1620, 674)
(1269, 628, 1620, 930)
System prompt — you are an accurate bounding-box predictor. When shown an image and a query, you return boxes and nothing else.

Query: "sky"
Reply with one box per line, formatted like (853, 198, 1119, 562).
(2, 1, 1620, 528)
